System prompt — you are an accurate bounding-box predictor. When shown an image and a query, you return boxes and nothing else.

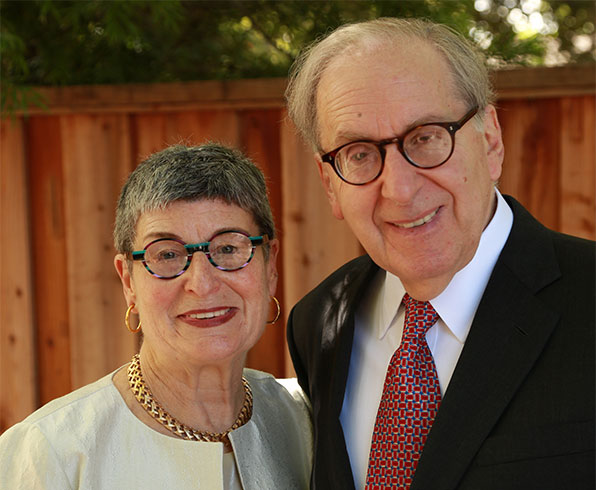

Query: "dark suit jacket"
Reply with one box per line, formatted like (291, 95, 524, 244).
(287, 196, 595, 490)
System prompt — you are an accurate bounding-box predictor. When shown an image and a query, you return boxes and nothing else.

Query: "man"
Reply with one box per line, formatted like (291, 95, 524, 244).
(285, 18, 594, 490)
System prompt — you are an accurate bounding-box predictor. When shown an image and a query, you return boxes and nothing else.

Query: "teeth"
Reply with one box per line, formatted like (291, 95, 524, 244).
(187, 309, 230, 320)
(396, 209, 438, 229)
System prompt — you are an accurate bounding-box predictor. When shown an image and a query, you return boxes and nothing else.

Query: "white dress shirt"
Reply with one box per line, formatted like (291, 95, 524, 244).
(340, 189, 514, 489)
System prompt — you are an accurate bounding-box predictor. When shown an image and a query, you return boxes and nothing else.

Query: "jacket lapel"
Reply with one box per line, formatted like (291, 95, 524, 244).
(412, 197, 562, 490)
(231, 374, 312, 489)
(314, 255, 379, 489)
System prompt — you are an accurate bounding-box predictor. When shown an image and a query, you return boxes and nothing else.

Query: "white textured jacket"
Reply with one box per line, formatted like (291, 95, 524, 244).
(0, 368, 313, 489)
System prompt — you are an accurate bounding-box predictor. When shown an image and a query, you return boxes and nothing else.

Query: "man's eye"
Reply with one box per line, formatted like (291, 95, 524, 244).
(408, 128, 445, 146)
(414, 134, 433, 143)
(345, 144, 377, 163)
(351, 151, 371, 161)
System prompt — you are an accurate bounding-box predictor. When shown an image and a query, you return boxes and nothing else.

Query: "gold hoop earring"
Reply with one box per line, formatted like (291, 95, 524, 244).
(267, 296, 281, 325)
(125, 304, 141, 333)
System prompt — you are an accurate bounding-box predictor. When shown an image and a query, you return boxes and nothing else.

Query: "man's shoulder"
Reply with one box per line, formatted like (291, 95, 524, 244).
(502, 194, 594, 295)
(505, 194, 595, 263)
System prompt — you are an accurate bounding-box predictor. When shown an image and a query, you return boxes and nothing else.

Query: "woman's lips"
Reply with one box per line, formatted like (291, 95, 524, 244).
(178, 308, 236, 327)
(186, 308, 231, 320)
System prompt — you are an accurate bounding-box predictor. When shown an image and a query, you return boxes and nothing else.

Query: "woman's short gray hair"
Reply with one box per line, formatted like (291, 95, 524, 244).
(114, 143, 275, 255)
(285, 17, 495, 151)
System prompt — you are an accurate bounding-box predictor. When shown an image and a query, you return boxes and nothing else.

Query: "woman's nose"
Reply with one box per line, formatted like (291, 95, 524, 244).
(182, 252, 221, 294)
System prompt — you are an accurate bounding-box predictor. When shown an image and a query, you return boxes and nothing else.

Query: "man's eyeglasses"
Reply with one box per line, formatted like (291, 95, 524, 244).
(320, 107, 479, 185)
(131, 231, 269, 279)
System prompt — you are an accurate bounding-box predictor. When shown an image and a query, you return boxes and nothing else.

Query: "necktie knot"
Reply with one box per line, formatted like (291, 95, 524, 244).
(403, 293, 438, 338)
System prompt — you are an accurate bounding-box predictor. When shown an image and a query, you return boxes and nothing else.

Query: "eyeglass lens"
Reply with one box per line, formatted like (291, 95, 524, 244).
(143, 232, 255, 278)
(336, 125, 453, 184)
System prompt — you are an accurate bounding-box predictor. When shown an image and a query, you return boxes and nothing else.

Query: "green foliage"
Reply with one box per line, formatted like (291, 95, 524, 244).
(550, 0, 596, 64)
(1, 0, 594, 114)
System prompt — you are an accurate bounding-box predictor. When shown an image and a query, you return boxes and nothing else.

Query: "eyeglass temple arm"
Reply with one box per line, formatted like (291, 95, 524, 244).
(250, 235, 269, 246)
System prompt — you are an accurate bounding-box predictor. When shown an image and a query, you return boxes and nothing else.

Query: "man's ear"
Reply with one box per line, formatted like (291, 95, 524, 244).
(315, 156, 344, 220)
(483, 105, 504, 182)
(114, 254, 136, 308)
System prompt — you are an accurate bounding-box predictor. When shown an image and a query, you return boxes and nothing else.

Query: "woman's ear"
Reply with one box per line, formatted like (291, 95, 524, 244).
(266, 238, 280, 296)
(114, 254, 136, 307)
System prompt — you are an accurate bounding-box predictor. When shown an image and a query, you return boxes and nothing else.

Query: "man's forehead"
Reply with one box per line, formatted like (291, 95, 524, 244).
(325, 35, 442, 69)
(315, 46, 459, 139)
(318, 40, 453, 104)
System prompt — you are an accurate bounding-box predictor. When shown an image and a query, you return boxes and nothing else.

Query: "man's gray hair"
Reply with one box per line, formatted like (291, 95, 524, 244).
(285, 17, 495, 151)
(114, 143, 275, 255)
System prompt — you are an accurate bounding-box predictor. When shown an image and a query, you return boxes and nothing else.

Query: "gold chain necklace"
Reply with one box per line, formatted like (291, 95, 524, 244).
(127, 354, 253, 446)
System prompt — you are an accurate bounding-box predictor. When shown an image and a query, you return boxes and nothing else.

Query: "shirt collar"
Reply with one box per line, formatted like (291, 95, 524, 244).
(374, 189, 513, 341)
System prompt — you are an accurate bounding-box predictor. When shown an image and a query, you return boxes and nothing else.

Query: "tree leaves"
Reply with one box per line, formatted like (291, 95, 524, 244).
(1, 0, 593, 114)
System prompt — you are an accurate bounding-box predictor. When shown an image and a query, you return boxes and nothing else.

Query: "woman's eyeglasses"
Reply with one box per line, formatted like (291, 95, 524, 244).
(131, 231, 269, 279)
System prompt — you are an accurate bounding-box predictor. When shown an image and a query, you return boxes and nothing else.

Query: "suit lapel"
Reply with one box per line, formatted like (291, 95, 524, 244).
(314, 256, 379, 489)
(316, 256, 379, 417)
(412, 197, 562, 490)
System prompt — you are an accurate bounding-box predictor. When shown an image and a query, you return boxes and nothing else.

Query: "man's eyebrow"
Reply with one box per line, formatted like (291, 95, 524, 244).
(331, 112, 452, 145)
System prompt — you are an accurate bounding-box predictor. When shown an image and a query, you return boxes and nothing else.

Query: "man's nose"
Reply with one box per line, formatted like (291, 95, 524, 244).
(379, 144, 424, 204)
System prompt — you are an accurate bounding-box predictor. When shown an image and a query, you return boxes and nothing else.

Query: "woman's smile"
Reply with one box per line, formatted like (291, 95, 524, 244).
(178, 307, 237, 328)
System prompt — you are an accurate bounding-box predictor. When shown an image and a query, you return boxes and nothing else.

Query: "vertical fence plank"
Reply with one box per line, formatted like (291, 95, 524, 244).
(280, 115, 363, 376)
(60, 114, 138, 389)
(239, 108, 286, 377)
(497, 99, 561, 230)
(0, 119, 37, 430)
(559, 96, 595, 240)
(27, 116, 72, 405)
(168, 110, 241, 147)
(133, 110, 241, 163)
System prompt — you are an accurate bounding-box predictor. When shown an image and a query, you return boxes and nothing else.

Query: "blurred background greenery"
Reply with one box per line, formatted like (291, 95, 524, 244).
(1, 0, 594, 113)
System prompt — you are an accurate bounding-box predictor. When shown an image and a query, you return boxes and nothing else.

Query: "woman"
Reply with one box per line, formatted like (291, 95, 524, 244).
(0, 144, 312, 489)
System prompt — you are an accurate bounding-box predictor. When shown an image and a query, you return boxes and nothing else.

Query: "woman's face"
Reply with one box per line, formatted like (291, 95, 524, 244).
(114, 199, 279, 367)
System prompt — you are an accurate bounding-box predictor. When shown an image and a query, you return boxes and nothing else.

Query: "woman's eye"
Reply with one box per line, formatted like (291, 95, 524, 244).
(217, 244, 238, 255)
(156, 250, 182, 261)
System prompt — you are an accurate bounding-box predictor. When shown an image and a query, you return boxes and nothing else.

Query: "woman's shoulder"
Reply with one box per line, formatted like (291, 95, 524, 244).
(17, 370, 120, 427)
(0, 368, 129, 486)
(1, 368, 124, 448)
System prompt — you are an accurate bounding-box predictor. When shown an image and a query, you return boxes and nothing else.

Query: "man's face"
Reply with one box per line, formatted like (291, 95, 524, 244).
(315, 41, 504, 299)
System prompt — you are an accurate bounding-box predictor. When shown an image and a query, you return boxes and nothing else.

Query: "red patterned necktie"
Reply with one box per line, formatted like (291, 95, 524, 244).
(365, 294, 441, 490)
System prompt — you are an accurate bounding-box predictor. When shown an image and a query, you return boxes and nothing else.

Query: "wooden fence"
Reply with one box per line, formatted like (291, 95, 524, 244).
(1, 65, 594, 432)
